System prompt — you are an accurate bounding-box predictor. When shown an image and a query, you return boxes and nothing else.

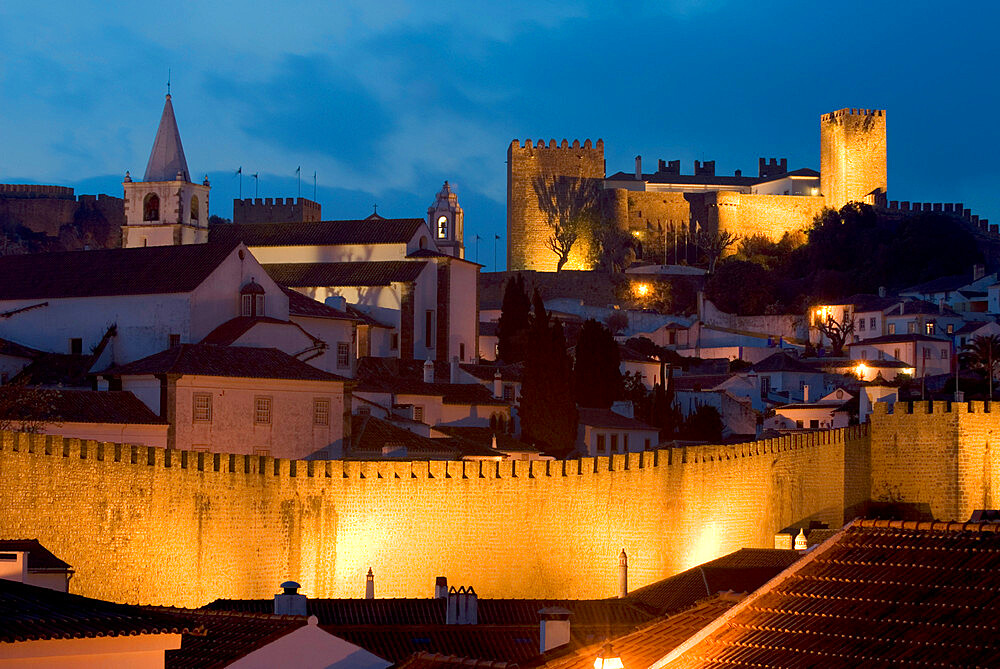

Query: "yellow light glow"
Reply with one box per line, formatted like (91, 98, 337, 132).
(855, 363, 869, 379)
(635, 283, 650, 297)
(594, 644, 625, 669)
(631, 230, 641, 238)
(811, 187, 819, 196)
(903, 368, 915, 376)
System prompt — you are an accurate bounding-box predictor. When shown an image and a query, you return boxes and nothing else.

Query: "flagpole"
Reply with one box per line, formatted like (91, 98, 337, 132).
(474, 235, 480, 264)
(313, 172, 317, 201)
(236, 167, 242, 199)
(296, 167, 301, 198)
(494, 234, 500, 272)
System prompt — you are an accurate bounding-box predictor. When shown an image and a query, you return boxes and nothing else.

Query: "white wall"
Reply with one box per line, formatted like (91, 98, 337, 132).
(0, 634, 183, 669)
(447, 260, 479, 363)
(227, 621, 389, 669)
(578, 425, 658, 457)
(34, 421, 167, 449)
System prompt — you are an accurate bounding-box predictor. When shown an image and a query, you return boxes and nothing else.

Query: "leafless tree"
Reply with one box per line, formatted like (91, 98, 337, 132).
(814, 311, 855, 357)
(696, 229, 740, 274)
(533, 175, 601, 271)
(0, 385, 58, 433)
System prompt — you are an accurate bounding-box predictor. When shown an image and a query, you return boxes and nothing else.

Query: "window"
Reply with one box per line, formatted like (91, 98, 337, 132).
(947, 324, 954, 334)
(241, 294, 253, 317)
(425, 310, 434, 347)
(941, 348, 948, 359)
(668, 331, 676, 345)
(870, 317, 876, 330)
(858, 318, 865, 332)
(596, 434, 605, 453)
(810, 420, 819, 429)
(193, 393, 212, 422)
(69, 338, 82, 355)
(888, 323, 896, 335)
(926, 321, 935, 335)
(796, 420, 804, 429)
(358, 406, 371, 417)
(908, 322, 916, 334)
(390, 333, 399, 350)
(254, 396, 272, 425)
(502, 384, 514, 401)
(860, 350, 867, 360)
(893, 348, 900, 360)
(459, 343, 465, 362)
(437, 215, 448, 238)
(313, 398, 330, 426)
(337, 342, 350, 369)
(644, 438, 651, 450)
(190, 195, 200, 221)
(413, 406, 424, 422)
(610, 434, 618, 452)
(760, 376, 771, 396)
(169, 333, 180, 347)
(143, 193, 159, 221)
(255, 294, 265, 317)
(623, 434, 629, 451)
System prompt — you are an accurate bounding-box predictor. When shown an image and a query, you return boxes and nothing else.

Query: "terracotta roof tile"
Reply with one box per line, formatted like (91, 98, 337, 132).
(577, 408, 657, 431)
(283, 287, 356, 320)
(265, 261, 428, 287)
(0, 388, 165, 425)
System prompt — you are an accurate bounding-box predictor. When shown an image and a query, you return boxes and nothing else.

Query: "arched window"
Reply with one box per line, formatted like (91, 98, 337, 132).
(437, 215, 448, 239)
(419, 236, 428, 250)
(143, 193, 160, 221)
(190, 195, 200, 221)
(240, 279, 266, 317)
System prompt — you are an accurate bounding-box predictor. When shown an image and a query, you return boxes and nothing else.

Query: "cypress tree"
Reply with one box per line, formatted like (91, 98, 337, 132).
(573, 319, 623, 408)
(497, 274, 531, 363)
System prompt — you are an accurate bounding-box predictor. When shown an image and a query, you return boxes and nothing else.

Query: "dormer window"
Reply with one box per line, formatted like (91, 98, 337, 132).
(240, 279, 266, 317)
(437, 215, 448, 239)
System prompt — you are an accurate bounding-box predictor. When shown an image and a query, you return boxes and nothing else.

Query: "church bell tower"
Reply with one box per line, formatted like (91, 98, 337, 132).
(122, 93, 210, 247)
(427, 181, 464, 258)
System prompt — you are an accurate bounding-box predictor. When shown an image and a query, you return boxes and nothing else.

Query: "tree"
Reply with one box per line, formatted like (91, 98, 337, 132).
(533, 175, 601, 271)
(961, 334, 1000, 397)
(813, 309, 855, 357)
(497, 274, 532, 363)
(0, 385, 58, 433)
(705, 260, 776, 315)
(680, 404, 724, 442)
(605, 311, 628, 336)
(696, 229, 739, 274)
(573, 319, 623, 409)
(520, 290, 577, 453)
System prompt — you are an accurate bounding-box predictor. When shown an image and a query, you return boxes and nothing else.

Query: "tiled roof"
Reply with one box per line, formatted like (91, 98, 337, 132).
(0, 337, 42, 360)
(407, 249, 452, 259)
(8, 353, 94, 388)
(397, 651, 518, 668)
(0, 579, 195, 643)
(349, 305, 394, 328)
(103, 344, 347, 382)
(460, 362, 523, 383)
(847, 333, 950, 346)
(142, 607, 308, 669)
(840, 293, 902, 312)
(434, 426, 541, 454)
(200, 316, 325, 347)
(0, 539, 72, 572)
(283, 287, 356, 320)
(265, 261, 428, 287)
(535, 595, 739, 669)
(901, 273, 972, 295)
(210, 218, 425, 247)
(660, 520, 1000, 667)
(671, 375, 733, 392)
(351, 415, 462, 458)
(357, 377, 510, 406)
(0, 241, 238, 300)
(0, 388, 165, 425)
(577, 408, 657, 431)
(622, 549, 801, 616)
(751, 351, 816, 373)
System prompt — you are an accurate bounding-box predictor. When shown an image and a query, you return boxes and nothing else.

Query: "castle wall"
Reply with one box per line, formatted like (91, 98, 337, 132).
(820, 108, 887, 210)
(708, 192, 826, 242)
(0, 186, 123, 246)
(507, 139, 605, 272)
(0, 426, 867, 607)
(233, 198, 321, 225)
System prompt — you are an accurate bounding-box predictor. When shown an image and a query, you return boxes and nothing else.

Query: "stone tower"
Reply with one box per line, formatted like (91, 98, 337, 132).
(427, 181, 464, 258)
(122, 94, 210, 247)
(820, 108, 887, 211)
(506, 139, 605, 271)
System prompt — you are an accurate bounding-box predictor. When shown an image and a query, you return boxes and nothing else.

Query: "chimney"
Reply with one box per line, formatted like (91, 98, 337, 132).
(803, 385, 809, 403)
(618, 550, 628, 598)
(365, 568, 375, 600)
(434, 576, 448, 598)
(450, 355, 459, 384)
(794, 528, 808, 551)
(938, 298, 945, 315)
(423, 359, 434, 383)
(734, 169, 742, 177)
(493, 370, 503, 399)
(878, 286, 886, 298)
(446, 586, 478, 625)
(0, 550, 29, 584)
(634, 155, 642, 180)
(274, 581, 307, 616)
(538, 607, 572, 653)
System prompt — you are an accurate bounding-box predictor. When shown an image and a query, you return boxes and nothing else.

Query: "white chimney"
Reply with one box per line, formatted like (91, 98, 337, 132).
(434, 576, 448, 598)
(878, 286, 886, 298)
(938, 298, 945, 315)
(365, 568, 375, 600)
(274, 581, 307, 616)
(635, 155, 642, 180)
(803, 385, 809, 403)
(618, 549, 628, 598)
(493, 370, 503, 399)
(423, 359, 434, 383)
(446, 586, 478, 625)
(794, 528, 808, 551)
(0, 550, 29, 584)
(538, 607, 572, 653)
(450, 356, 459, 384)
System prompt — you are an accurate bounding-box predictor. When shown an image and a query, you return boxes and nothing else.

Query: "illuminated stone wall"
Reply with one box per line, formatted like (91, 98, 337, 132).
(869, 401, 1000, 522)
(0, 427, 867, 607)
(708, 191, 827, 242)
(506, 139, 605, 271)
(820, 108, 887, 211)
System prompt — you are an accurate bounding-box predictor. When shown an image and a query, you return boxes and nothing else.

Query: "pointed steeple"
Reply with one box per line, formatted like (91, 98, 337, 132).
(143, 94, 190, 182)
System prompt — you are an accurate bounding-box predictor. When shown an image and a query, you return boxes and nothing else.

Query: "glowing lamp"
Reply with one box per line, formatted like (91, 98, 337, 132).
(594, 643, 624, 669)
(855, 363, 869, 379)
(903, 368, 915, 376)
(811, 187, 819, 196)
(631, 230, 641, 238)
(635, 283, 650, 297)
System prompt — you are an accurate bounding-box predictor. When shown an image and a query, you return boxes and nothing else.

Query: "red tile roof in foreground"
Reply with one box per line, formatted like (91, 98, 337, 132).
(397, 651, 518, 668)
(658, 519, 1000, 668)
(0, 579, 195, 643)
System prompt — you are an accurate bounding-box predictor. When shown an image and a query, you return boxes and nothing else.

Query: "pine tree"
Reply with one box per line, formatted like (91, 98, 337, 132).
(497, 274, 531, 363)
(573, 319, 623, 408)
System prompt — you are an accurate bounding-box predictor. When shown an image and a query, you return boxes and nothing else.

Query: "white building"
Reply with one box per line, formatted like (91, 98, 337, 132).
(576, 407, 660, 457)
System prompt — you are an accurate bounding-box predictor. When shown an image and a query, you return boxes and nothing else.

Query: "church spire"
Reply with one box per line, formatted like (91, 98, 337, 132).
(143, 93, 190, 182)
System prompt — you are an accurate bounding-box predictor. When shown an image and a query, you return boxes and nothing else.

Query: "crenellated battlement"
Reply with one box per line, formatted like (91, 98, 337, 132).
(509, 138, 604, 151)
(869, 194, 994, 237)
(232, 196, 321, 224)
(0, 183, 76, 200)
(821, 108, 886, 121)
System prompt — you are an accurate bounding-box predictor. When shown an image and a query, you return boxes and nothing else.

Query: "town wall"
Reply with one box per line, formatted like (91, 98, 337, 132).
(0, 185, 123, 246)
(507, 139, 605, 272)
(708, 191, 826, 242)
(233, 197, 321, 225)
(0, 426, 868, 607)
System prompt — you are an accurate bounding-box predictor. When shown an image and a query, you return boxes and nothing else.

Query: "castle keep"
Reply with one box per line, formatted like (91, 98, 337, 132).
(507, 108, 888, 271)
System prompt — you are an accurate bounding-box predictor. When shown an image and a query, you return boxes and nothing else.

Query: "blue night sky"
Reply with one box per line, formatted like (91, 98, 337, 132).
(1, 1, 997, 270)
